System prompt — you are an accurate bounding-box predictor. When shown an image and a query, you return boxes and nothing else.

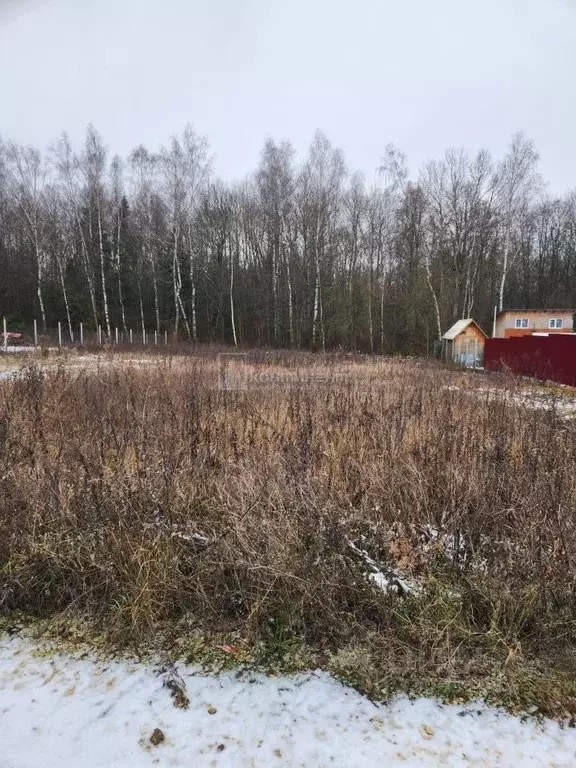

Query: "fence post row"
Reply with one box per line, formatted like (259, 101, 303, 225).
(1, 318, 182, 352)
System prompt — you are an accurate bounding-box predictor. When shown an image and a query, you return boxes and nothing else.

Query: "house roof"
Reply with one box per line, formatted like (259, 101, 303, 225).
(442, 319, 487, 341)
(497, 309, 575, 316)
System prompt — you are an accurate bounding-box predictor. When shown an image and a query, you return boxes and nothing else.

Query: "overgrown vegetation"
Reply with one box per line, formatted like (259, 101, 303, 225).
(2, 351, 576, 716)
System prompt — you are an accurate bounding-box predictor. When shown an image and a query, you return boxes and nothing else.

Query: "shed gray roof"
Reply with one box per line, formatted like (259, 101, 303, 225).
(442, 318, 486, 341)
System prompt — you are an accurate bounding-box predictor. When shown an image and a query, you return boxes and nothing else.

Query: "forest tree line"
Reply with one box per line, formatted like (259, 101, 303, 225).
(1, 125, 575, 352)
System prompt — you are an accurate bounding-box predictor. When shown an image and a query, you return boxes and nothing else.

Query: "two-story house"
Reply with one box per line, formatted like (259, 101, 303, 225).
(494, 309, 574, 338)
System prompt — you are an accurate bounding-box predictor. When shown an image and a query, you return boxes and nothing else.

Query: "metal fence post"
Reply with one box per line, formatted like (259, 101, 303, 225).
(80, 322, 84, 346)
(58, 321, 62, 348)
(2, 317, 7, 352)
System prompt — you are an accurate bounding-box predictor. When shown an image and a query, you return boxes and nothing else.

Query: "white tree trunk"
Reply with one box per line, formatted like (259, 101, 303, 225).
(425, 254, 442, 341)
(272, 244, 279, 344)
(380, 279, 386, 353)
(57, 256, 74, 342)
(368, 251, 374, 354)
(284, 239, 294, 348)
(74, 211, 99, 330)
(230, 239, 238, 347)
(96, 197, 111, 339)
(138, 282, 145, 338)
(312, 265, 320, 350)
(187, 225, 198, 342)
(498, 242, 509, 313)
(34, 240, 47, 332)
(174, 251, 191, 339)
(312, 254, 325, 352)
(173, 227, 180, 338)
(379, 247, 387, 353)
(115, 208, 127, 333)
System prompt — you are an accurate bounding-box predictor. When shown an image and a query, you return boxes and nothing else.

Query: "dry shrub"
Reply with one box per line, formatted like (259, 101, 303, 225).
(1, 352, 576, 679)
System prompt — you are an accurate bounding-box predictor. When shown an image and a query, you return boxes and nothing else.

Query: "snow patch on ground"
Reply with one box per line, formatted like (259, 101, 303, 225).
(346, 537, 420, 596)
(1, 637, 576, 767)
(0, 346, 40, 355)
(444, 383, 576, 417)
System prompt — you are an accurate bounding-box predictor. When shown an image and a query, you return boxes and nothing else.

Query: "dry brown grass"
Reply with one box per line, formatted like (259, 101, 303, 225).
(1, 351, 576, 709)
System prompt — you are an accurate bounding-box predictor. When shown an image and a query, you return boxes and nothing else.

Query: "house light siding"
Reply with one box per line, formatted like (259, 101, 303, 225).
(494, 310, 574, 338)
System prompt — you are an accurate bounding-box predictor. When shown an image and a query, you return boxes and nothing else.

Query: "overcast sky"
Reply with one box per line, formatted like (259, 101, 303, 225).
(1, 0, 575, 190)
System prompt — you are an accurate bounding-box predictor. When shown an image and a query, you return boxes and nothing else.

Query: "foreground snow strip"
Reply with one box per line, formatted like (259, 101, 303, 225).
(1, 638, 575, 767)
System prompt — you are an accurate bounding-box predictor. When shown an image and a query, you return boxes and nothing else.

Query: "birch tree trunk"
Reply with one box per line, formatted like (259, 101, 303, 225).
(378, 246, 387, 353)
(380, 279, 386, 353)
(138, 281, 145, 338)
(425, 254, 443, 340)
(57, 256, 74, 342)
(115, 208, 128, 333)
(151, 255, 160, 336)
(230, 238, 238, 347)
(498, 233, 509, 312)
(272, 241, 279, 345)
(78, 232, 99, 330)
(96, 197, 111, 338)
(145, 209, 161, 335)
(368, 249, 374, 353)
(312, 263, 320, 350)
(284, 234, 294, 348)
(187, 225, 198, 342)
(173, 226, 180, 338)
(312, 253, 325, 352)
(172, 227, 191, 339)
(35, 241, 47, 333)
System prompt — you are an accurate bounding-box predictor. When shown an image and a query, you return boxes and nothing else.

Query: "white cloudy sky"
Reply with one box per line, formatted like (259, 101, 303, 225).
(1, 0, 575, 190)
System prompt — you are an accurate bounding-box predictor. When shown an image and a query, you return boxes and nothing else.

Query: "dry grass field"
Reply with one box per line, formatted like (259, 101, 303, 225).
(2, 349, 576, 714)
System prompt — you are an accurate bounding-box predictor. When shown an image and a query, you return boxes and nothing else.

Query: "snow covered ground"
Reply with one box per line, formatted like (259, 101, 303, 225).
(1, 637, 576, 767)
(444, 382, 576, 418)
(0, 347, 40, 355)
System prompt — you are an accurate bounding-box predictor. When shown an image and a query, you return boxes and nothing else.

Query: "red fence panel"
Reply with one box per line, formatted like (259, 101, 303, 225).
(484, 336, 576, 386)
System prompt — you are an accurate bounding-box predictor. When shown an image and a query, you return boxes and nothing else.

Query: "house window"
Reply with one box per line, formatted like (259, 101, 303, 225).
(549, 318, 564, 329)
(515, 318, 528, 328)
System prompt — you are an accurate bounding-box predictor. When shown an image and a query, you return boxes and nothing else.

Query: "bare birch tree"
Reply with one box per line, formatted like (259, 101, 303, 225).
(6, 142, 49, 331)
(51, 133, 99, 330)
(129, 145, 161, 335)
(110, 155, 128, 333)
(495, 132, 542, 311)
(83, 125, 112, 338)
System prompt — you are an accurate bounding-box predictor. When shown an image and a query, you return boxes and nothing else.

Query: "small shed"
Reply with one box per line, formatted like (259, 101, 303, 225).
(441, 319, 487, 367)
